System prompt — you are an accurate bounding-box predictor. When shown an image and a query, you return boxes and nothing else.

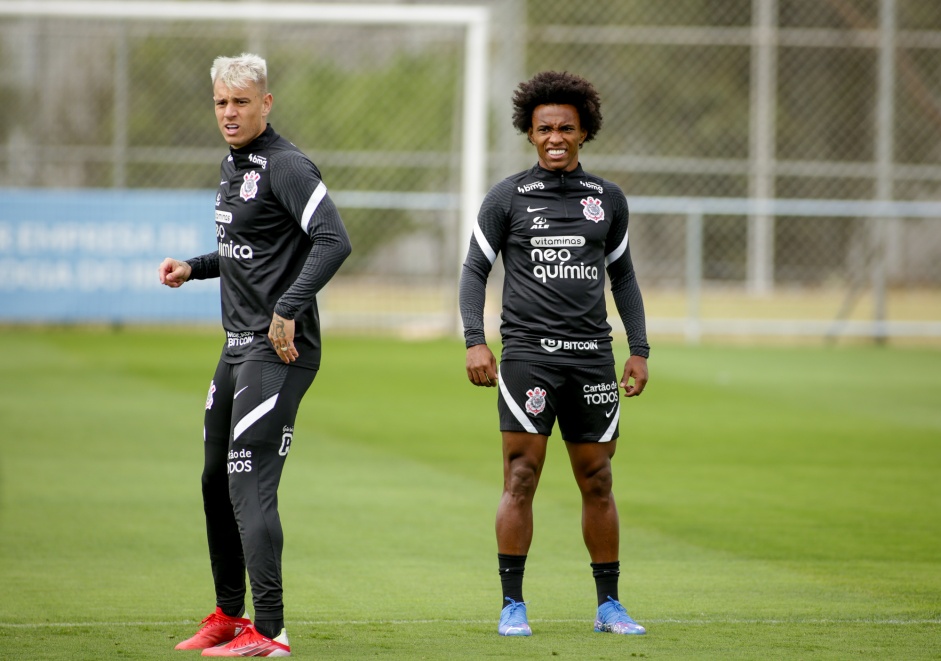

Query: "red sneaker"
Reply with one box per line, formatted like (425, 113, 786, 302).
(175, 607, 252, 650)
(201, 624, 291, 657)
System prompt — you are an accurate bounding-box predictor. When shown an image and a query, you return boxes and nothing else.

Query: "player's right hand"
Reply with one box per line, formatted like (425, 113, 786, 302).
(466, 344, 498, 387)
(158, 258, 192, 288)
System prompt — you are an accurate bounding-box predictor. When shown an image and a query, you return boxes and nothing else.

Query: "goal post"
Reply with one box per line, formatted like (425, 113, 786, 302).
(0, 0, 490, 332)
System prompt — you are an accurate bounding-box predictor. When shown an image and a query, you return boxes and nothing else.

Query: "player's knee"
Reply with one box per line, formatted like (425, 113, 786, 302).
(202, 442, 231, 492)
(579, 464, 614, 498)
(201, 468, 229, 504)
(505, 462, 540, 497)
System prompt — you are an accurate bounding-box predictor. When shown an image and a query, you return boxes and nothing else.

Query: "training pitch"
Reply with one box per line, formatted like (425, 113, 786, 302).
(0, 329, 939, 659)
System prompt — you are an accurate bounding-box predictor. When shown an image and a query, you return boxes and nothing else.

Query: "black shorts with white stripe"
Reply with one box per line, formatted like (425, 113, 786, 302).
(497, 360, 620, 443)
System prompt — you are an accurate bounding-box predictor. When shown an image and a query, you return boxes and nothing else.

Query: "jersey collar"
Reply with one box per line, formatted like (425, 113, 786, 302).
(531, 162, 585, 179)
(230, 123, 278, 156)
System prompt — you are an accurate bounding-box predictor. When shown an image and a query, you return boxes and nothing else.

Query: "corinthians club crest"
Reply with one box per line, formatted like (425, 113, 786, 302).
(525, 387, 547, 416)
(581, 196, 605, 222)
(240, 170, 261, 201)
(205, 380, 216, 410)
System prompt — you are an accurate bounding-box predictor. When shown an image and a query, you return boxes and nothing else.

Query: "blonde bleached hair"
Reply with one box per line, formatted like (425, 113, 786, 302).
(211, 53, 268, 94)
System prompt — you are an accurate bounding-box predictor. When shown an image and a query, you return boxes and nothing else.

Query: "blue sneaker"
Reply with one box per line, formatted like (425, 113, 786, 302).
(498, 598, 532, 636)
(594, 596, 646, 635)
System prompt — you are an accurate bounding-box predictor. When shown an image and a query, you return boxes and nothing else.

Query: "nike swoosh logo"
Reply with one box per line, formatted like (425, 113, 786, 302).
(527, 206, 547, 213)
(234, 386, 250, 399)
(604, 404, 618, 418)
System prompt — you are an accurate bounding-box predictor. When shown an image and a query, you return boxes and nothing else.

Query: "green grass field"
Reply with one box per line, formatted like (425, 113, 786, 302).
(1, 328, 939, 659)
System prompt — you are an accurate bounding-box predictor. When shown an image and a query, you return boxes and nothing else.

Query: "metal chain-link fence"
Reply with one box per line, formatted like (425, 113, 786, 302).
(2, 0, 940, 340)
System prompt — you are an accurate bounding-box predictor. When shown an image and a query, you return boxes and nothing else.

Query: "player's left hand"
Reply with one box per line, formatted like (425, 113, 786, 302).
(620, 355, 648, 397)
(269, 313, 298, 364)
(466, 344, 498, 387)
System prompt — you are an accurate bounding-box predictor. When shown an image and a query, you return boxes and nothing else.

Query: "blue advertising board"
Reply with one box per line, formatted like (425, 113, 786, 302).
(0, 189, 220, 323)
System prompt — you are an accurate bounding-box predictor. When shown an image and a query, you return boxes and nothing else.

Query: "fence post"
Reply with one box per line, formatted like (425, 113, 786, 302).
(871, 216, 889, 345)
(685, 207, 703, 344)
(873, 0, 896, 345)
(748, 0, 777, 296)
(112, 24, 128, 189)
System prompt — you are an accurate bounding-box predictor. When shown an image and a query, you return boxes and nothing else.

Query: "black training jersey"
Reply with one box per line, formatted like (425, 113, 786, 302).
(460, 163, 649, 365)
(188, 124, 351, 370)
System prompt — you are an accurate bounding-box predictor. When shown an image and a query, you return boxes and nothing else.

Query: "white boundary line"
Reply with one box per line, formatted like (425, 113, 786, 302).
(2, 617, 939, 628)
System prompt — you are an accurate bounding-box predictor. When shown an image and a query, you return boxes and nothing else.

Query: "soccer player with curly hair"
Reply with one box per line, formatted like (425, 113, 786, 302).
(460, 71, 650, 637)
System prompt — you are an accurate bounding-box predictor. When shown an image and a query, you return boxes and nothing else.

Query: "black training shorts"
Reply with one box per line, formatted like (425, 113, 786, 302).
(497, 360, 620, 443)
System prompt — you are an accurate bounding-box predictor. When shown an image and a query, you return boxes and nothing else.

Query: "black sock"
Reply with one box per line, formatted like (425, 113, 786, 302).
(220, 604, 245, 618)
(254, 618, 283, 639)
(498, 553, 527, 608)
(591, 560, 620, 606)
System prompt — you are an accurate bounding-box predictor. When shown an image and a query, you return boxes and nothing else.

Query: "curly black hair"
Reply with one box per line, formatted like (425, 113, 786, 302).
(511, 71, 603, 143)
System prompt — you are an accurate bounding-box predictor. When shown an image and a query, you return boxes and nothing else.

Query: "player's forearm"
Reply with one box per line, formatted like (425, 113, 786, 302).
(611, 273, 650, 358)
(459, 263, 488, 347)
(185, 252, 220, 280)
(274, 233, 351, 320)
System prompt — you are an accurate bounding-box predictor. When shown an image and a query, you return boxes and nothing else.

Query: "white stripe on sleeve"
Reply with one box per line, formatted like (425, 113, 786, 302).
(300, 182, 328, 234)
(604, 227, 629, 267)
(473, 220, 497, 265)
